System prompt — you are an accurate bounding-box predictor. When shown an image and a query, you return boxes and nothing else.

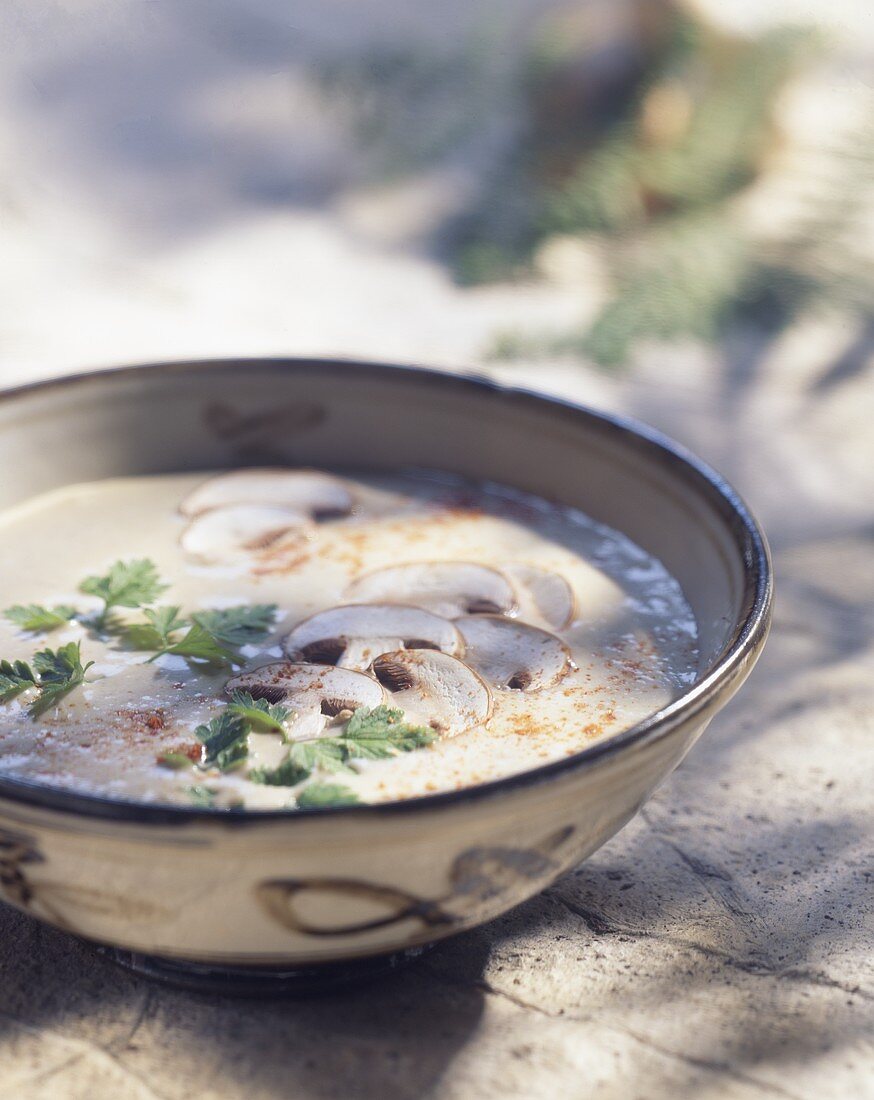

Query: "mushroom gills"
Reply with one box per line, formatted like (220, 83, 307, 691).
(345, 562, 516, 618)
(283, 604, 462, 672)
(181, 468, 354, 520)
(225, 662, 386, 742)
(503, 563, 576, 630)
(181, 504, 311, 562)
(454, 614, 572, 692)
(372, 649, 492, 738)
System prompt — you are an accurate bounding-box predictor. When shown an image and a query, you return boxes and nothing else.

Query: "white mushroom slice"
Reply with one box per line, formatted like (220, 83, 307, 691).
(181, 503, 311, 562)
(283, 604, 463, 672)
(225, 662, 386, 742)
(503, 563, 576, 630)
(345, 562, 516, 618)
(371, 650, 492, 738)
(181, 468, 353, 520)
(454, 615, 572, 692)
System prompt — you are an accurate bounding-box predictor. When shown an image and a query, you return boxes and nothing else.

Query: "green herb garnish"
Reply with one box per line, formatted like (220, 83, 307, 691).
(340, 705, 434, 758)
(125, 607, 236, 667)
(80, 558, 167, 627)
(226, 690, 292, 733)
(297, 783, 360, 808)
(191, 604, 277, 647)
(248, 706, 433, 790)
(154, 622, 236, 666)
(125, 605, 188, 651)
(288, 738, 353, 774)
(186, 785, 217, 808)
(214, 738, 249, 773)
(249, 757, 311, 787)
(4, 604, 77, 633)
(29, 642, 94, 717)
(0, 659, 38, 703)
(194, 711, 248, 766)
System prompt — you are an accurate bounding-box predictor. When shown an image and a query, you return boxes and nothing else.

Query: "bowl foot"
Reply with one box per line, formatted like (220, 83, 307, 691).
(96, 944, 430, 996)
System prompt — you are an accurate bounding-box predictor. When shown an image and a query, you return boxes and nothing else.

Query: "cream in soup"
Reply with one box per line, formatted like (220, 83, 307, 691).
(0, 469, 698, 809)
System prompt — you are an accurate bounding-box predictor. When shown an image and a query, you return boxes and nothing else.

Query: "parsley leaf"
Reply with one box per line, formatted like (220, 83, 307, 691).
(340, 705, 434, 759)
(191, 604, 277, 647)
(4, 604, 77, 633)
(297, 783, 360, 808)
(29, 642, 94, 717)
(159, 623, 236, 666)
(249, 757, 311, 787)
(248, 705, 432, 787)
(80, 558, 167, 626)
(0, 659, 38, 702)
(194, 711, 248, 766)
(186, 784, 217, 808)
(126, 609, 235, 666)
(125, 605, 189, 652)
(214, 738, 249, 773)
(288, 738, 353, 774)
(226, 690, 292, 733)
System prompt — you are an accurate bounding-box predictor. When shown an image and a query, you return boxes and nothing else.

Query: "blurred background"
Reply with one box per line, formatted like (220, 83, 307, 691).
(1, 0, 872, 535)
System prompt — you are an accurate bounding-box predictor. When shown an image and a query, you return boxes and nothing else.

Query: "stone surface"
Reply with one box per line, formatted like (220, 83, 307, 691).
(0, 1, 872, 1096)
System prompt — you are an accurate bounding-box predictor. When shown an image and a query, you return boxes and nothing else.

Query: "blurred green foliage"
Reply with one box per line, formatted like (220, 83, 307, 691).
(455, 8, 868, 367)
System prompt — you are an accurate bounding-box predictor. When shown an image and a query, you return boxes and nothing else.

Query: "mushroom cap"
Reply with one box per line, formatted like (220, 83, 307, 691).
(503, 563, 576, 631)
(181, 503, 311, 562)
(371, 649, 492, 737)
(283, 603, 463, 671)
(225, 662, 386, 714)
(181, 468, 353, 519)
(345, 561, 516, 618)
(454, 614, 572, 692)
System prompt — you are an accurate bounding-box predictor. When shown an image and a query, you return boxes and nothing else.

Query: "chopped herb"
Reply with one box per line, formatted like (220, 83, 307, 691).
(247, 705, 432, 788)
(194, 710, 248, 766)
(226, 690, 292, 733)
(0, 659, 38, 702)
(125, 605, 188, 651)
(214, 737, 249, 773)
(339, 705, 435, 758)
(28, 642, 94, 717)
(288, 738, 354, 774)
(297, 783, 360, 809)
(158, 623, 237, 666)
(125, 608, 236, 666)
(186, 785, 217, 808)
(4, 604, 77, 633)
(191, 604, 277, 647)
(157, 752, 195, 770)
(80, 558, 167, 627)
(249, 756, 310, 787)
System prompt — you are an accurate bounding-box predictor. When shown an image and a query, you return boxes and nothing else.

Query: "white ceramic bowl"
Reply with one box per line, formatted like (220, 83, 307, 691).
(0, 360, 771, 992)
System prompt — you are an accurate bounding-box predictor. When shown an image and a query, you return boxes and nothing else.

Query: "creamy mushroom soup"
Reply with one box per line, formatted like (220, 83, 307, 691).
(0, 470, 697, 810)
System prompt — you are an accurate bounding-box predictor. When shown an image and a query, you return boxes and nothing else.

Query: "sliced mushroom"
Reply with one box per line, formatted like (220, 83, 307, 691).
(181, 503, 311, 562)
(345, 562, 516, 619)
(181, 468, 353, 521)
(503, 563, 576, 630)
(371, 650, 492, 738)
(283, 604, 463, 672)
(225, 662, 386, 741)
(454, 615, 572, 692)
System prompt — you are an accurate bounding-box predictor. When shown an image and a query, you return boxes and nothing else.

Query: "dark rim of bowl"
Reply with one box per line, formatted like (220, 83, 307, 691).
(0, 358, 773, 826)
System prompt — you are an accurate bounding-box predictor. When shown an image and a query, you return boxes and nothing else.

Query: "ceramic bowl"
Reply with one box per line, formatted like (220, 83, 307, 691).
(0, 360, 771, 992)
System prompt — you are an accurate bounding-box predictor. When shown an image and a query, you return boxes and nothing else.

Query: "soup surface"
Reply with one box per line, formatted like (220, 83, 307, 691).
(0, 469, 697, 810)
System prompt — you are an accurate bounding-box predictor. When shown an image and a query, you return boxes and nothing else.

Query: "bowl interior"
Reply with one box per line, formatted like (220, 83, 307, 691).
(0, 360, 764, 675)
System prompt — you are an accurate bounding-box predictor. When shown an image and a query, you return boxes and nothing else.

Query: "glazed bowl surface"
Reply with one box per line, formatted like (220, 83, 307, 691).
(0, 359, 771, 981)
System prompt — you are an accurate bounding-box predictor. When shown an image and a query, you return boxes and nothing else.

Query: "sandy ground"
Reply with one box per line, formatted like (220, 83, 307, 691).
(0, 2, 872, 1098)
